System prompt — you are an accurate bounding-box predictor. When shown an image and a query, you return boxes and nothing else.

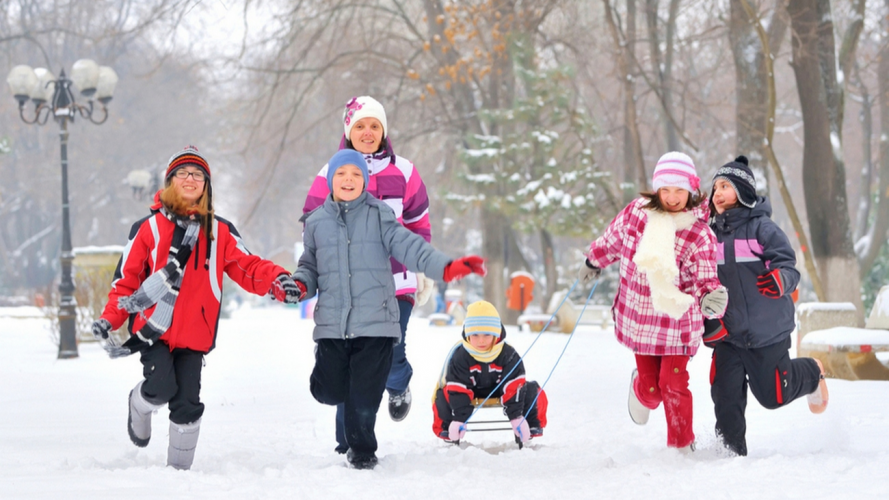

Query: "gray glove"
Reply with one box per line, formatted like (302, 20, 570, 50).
(91, 318, 112, 340)
(104, 344, 133, 359)
(701, 286, 728, 317)
(577, 259, 602, 283)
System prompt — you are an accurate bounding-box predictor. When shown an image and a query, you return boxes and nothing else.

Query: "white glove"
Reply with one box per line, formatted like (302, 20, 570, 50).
(415, 272, 436, 306)
(701, 286, 728, 317)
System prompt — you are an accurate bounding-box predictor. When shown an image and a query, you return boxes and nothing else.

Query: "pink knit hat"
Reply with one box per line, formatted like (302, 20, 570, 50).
(651, 152, 700, 193)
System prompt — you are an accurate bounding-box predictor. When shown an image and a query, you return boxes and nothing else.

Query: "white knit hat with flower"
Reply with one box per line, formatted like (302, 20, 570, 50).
(343, 96, 388, 139)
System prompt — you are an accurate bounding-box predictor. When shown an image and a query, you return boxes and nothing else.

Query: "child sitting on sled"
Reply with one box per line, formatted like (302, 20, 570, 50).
(432, 300, 548, 444)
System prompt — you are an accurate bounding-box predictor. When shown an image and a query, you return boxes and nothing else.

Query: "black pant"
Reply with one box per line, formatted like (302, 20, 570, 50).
(311, 337, 393, 458)
(139, 341, 205, 425)
(710, 337, 821, 456)
(335, 300, 412, 451)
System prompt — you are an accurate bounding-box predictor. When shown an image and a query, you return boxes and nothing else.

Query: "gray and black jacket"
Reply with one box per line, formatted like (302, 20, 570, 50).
(709, 196, 800, 349)
(294, 191, 450, 341)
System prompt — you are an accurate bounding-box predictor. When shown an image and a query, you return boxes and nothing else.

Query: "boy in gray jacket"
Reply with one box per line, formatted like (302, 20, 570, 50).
(291, 149, 485, 469)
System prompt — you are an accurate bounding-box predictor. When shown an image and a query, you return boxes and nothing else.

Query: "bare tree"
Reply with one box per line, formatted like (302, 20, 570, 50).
(728, 0, 788, 188)
(786, 0, 862, 311)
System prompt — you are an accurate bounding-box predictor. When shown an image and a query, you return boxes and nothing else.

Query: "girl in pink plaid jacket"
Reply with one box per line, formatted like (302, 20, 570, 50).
(578, 152, 728, 451)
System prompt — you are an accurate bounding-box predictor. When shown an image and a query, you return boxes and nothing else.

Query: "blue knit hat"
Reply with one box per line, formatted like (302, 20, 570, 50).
(326, 149, 369, 191)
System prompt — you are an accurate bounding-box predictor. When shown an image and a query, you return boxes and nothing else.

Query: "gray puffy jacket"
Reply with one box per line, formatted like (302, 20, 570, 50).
(294, 191, 450, 341)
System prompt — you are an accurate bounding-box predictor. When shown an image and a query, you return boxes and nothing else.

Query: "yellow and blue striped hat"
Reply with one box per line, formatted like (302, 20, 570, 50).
(463, 300, 503, 338)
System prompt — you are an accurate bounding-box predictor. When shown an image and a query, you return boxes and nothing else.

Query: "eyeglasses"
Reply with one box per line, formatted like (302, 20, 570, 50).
(173, 169, 206, 182)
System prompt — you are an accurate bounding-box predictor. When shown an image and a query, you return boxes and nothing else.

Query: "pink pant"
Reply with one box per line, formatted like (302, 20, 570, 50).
(634, 354, 694, 448)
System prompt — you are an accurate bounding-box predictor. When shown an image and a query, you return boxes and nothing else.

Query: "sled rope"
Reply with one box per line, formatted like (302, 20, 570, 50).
(462, 278, 600, 433)
(518, 279, 600, 433)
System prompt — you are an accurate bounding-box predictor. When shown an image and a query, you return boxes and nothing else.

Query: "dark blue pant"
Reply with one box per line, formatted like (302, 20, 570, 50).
(139, 341, 204, 425)
(335, 300, 412, 451)
(312, 337, 393, 458)
(710, 336, 821, 456)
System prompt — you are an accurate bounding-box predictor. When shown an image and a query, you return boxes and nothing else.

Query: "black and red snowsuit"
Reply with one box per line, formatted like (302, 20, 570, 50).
(432, 340, 548, 439)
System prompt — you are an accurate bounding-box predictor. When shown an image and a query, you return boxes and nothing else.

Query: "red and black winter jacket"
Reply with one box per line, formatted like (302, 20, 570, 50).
(100, 199, 288, 353)
(442, 343, 527, 421)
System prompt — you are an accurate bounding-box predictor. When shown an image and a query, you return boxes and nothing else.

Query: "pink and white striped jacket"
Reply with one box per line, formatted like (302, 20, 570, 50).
(586, 198, 721, 356)
(302, 140, 432, 297)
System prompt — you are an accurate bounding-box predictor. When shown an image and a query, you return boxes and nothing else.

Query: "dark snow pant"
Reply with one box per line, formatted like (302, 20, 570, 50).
(710, 337, 822, 456)
(431, 381, 548, 438)
(139, 341, 205, 425)
(312, 336, 393, 460)
(335, 300, 412, 452)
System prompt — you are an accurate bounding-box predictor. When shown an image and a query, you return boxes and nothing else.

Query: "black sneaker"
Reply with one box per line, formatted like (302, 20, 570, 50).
(334, 444, 349, 455)
(529, 427, 543, 438)
(388, 387, 412, 422)
(346, 449, 378, 470)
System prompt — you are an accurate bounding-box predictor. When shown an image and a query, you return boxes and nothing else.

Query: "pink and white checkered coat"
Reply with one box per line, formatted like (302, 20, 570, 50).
(586, 198, 721, 357)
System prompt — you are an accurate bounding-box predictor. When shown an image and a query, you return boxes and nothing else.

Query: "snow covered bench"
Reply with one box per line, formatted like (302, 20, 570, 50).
(545, 290, 613, 333)
(799, 327, 889, 381)
(797, 287, 889, 381)
(517, 313, 555, 332)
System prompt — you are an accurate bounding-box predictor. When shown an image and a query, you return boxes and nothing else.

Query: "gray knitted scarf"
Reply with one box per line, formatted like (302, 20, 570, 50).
(117, 209, 200, 345)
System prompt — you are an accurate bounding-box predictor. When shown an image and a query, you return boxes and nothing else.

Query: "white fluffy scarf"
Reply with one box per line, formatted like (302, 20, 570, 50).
(632, 209, 697, 319)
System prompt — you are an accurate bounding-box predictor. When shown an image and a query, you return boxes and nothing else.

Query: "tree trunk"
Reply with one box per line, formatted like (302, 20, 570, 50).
(729, 0, 787, 187)
(858, 0, 889, 275)
(603, 0, 647, 198)
(787, 0, 863, 313)
(482, 208, 508, 315)
(645, 0, 681, 151)
(539, 228, 558, 313)
(622, 0, 647, 199)
(851, 60, 875, 243)
(422, 0, 524, 314)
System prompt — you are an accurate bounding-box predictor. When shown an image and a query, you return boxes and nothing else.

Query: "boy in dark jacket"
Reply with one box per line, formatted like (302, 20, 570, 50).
(705, 156, 829, 456)
(292, 149, 486, 469)
(432, 301, 548, 444)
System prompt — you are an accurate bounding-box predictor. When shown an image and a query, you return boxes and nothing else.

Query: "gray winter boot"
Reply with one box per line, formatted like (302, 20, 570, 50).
(128, 380, 162, 447)
(167, 418, 201, 470)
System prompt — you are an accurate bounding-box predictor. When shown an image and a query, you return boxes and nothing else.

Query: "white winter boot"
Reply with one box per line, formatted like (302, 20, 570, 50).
(167, 418, 201, 470)
(628, 369, 651, 426)
(128, 380, 163, 447)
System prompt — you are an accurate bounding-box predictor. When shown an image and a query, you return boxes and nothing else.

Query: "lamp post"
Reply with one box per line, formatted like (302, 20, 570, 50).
(6, 60, 118, 359)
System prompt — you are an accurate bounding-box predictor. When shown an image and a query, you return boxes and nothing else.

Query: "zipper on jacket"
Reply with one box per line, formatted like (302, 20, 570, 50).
(194, 238, 199, 270)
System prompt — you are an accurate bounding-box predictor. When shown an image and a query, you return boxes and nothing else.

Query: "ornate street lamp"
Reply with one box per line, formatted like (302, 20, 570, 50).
(6, 60, 118, 359)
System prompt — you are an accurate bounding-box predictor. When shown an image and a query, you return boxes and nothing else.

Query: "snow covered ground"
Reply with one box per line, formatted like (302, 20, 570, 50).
(2, 305, 888, 499)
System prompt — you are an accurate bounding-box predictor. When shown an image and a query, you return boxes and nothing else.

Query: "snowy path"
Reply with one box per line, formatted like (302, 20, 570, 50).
(1, 306, 888, 499)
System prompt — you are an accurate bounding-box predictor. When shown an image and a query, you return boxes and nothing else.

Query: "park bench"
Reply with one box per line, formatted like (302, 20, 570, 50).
(797, 286, 889, 381)
(517, 290, 613, 333)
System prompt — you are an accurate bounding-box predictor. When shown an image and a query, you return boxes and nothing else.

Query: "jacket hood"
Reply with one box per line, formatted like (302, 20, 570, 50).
(151, 189, 164, 210)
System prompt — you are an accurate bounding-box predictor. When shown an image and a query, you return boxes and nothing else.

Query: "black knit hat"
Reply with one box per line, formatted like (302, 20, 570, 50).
(713, 155, 757, 208)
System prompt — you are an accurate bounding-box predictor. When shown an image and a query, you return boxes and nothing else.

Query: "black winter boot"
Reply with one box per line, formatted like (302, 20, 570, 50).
(388, 387, 412, 422)
(346, 449, 378, 470)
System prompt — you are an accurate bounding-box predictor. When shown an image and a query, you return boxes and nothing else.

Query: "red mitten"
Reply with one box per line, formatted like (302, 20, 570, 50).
(271, 274, 307, 304)
(443, 255, 487, 282)
(756, 268, 784, 298)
